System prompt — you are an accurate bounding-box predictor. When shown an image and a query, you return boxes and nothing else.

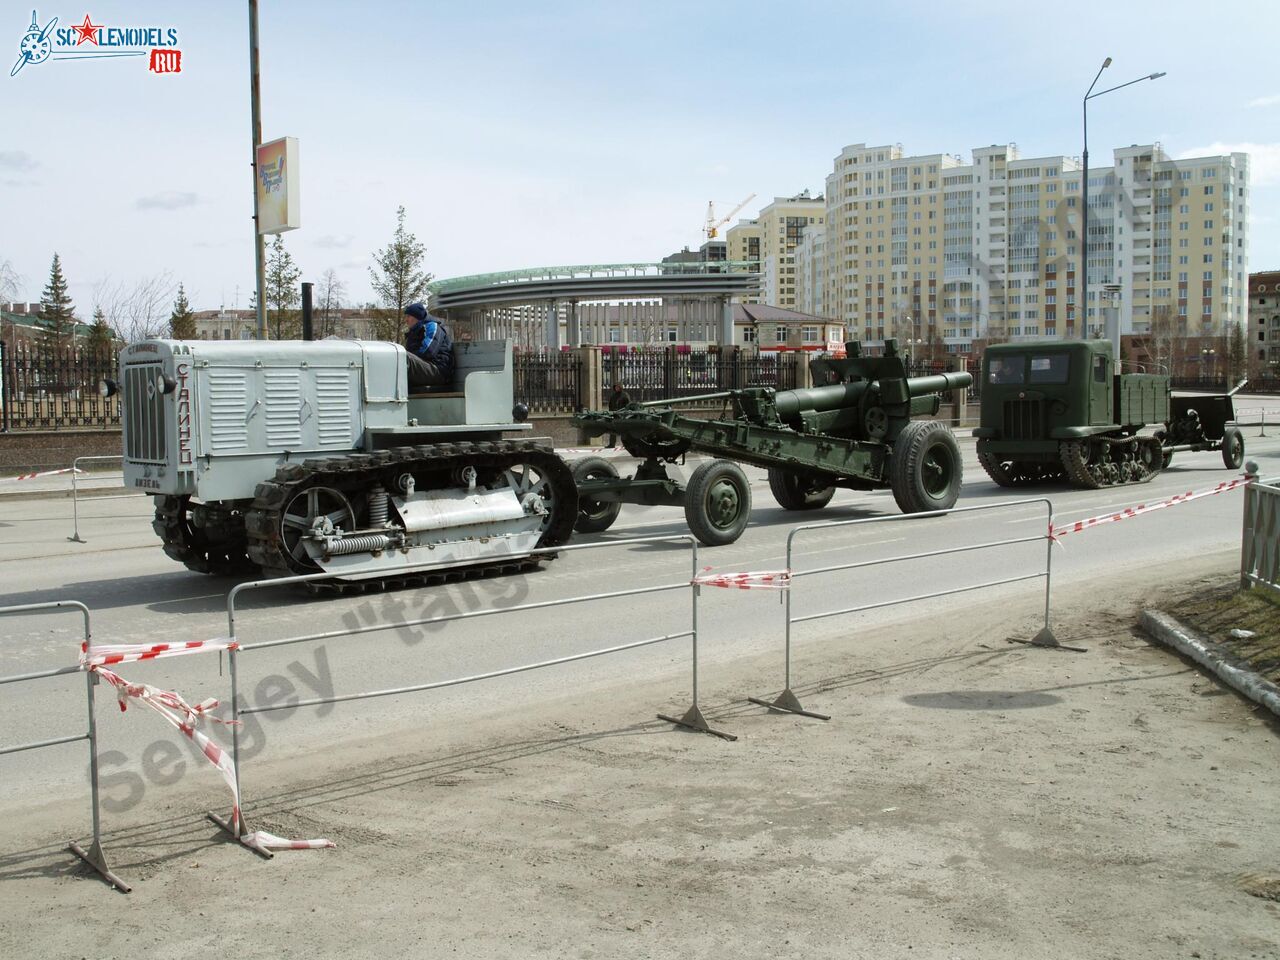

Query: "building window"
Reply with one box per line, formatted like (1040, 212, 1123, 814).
(775, 327, 788, 344)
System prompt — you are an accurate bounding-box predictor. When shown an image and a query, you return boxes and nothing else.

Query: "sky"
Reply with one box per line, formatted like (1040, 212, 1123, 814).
(3, 0, 1280, 317)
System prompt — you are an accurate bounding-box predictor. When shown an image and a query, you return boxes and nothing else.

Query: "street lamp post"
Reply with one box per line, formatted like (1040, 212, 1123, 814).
(1081, 60, 1165, 346)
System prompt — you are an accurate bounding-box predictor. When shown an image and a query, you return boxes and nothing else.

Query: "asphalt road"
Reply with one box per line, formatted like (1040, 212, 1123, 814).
(1, 409, 1278, 818)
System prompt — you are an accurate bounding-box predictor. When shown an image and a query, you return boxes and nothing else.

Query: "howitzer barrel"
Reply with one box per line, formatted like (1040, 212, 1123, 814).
(773, 382, 868, 420)
(888, 371, 973, 397)
(773, 370, 972, 420)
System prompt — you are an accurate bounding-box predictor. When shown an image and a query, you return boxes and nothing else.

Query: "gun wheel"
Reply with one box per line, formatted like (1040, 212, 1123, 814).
(685, 459, 751, 546)
(571, 456, 622, 533)
(889, 421, 962, 513)
(1221, 426, 1244, 469)
(767, 468, 836, 510)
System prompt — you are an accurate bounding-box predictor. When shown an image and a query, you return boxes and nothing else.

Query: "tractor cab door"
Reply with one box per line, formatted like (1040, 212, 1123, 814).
(1089, 351, 1111, 425)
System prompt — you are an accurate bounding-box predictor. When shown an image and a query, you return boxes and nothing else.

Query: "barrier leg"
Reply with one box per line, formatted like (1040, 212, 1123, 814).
(1007, 509, 1086, 653)
(206, 647, 274, 858)
(657, 565, 736, 741)
(748, 563, 831, 720)
(67, 460, 84, 544)
(67, 670, 131, 891)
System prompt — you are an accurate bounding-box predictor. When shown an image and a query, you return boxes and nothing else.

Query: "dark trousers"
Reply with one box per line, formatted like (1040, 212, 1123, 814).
(407, 353, 451, 390)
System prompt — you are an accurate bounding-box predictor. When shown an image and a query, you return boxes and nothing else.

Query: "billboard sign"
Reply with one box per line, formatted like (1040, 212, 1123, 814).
(256, 136, 298, 234)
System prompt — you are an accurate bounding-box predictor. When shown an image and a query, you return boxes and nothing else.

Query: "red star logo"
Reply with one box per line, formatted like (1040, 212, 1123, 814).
(72, 14, 101, 45)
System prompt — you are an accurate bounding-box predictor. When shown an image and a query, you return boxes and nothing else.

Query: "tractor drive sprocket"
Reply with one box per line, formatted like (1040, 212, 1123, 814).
(243, 439, 577, 593)
(977, 453, 1065, 487)
(153, 495, 257, 577)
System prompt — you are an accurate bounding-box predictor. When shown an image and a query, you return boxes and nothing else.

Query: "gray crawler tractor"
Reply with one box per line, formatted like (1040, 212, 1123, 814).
(110, 338, 574, 589)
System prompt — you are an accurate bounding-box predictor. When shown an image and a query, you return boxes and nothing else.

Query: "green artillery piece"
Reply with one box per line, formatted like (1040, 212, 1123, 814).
(570, 338, 972, 546)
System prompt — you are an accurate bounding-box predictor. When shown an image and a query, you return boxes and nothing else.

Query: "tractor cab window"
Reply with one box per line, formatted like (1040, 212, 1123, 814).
(1093, 355, 1108, 383)
(1027, 355, 1069, 384)
(988, 357, 1024, 385)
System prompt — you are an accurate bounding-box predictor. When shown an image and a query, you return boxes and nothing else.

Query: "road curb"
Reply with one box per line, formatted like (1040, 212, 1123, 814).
(1140, 609, 1280, 719)
(0, 485, 130, 504)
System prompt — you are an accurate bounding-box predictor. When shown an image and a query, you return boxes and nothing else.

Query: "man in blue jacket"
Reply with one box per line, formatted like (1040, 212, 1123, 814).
(403, 302, 455, 390)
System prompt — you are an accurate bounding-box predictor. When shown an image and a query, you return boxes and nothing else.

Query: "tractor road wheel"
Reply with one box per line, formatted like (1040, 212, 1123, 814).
(1222, 426, 1245, 470)
(572, 456, 622, 533)
(767, 468, 836, 511)
(685, 459, 751, 546)
(889, 421, 963, 514)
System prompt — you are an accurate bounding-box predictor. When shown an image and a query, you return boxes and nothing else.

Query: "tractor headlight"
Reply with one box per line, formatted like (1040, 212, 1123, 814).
(99, 378, 119, 398)
(155, 373, 177, 395)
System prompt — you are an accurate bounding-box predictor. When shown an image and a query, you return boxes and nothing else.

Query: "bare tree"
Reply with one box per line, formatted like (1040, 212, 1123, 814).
(94, 273, 178, 342)
(317, 267, 347, 338)
(0, 259, 21, 303)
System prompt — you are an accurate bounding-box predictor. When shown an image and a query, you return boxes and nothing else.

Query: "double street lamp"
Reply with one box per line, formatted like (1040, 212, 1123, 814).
(1081, 59, 1165, 351)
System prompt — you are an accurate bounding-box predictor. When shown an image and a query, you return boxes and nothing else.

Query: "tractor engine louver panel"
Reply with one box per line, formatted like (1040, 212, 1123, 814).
(208, 371, 249, 452)
(265, 370, 303, 448)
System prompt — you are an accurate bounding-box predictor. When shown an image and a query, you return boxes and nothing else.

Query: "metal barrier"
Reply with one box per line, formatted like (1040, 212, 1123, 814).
(1241, 474, 1280, 595)
(208, 534, 730, 858)
(749, 499, 1064, 721)
(67, 454, 144, 543)
(0, 601, 129, 892)
(1232, 407, 1269, 438)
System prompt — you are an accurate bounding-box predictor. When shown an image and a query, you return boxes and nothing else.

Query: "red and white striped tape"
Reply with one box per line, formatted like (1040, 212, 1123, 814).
(693, 567, 792, 590)
(1049, 475, 1254, 542)
(80, 638, 238, 667)
(81, 645, 334, 852)
(0, 467, 82, 483)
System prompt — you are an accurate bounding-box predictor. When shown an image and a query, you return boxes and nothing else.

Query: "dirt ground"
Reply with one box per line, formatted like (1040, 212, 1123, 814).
(2, 552, 1279, 960)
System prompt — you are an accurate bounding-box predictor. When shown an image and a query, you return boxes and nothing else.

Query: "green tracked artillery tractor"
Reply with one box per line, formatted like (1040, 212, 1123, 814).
(973, 339, 1245, 489)
(570, 338, 972, 546)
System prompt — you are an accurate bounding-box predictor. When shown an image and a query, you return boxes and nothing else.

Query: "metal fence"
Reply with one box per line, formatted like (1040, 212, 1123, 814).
(602, 348, 798, 404)
(513, 350, 582, 413)
(1241, 475, 1280, 596)
(0, 341, 120, 431)
(209, 535, 729, 856)
(748, 499, 1063, 721)
(0, 601, 128, 891)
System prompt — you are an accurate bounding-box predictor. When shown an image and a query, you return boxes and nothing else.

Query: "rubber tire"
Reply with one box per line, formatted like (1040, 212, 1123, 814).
(571, 456, 622, 534)
(1221, 426, 1245, 470)
(889, 421, 963, 514)
(1154, 429, 1173, 470)
(684, 459, 752, 547)
(767, 468, 836, 511)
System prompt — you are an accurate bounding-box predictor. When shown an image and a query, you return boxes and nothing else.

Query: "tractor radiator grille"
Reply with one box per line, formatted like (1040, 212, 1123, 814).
(1002, 398, 1044, 441)
(123, 364, 167, 463)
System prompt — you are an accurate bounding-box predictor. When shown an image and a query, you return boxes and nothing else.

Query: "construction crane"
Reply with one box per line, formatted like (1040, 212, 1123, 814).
(704, 193, 756, 240)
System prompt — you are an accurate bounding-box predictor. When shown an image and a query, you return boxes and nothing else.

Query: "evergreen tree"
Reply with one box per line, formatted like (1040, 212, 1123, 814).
(169, 283, 197, 339)
(264, 235, 301, 339)
(86, 306, 114, 356)
(368, 206, 432, 341)
(38, 252, 76, 348)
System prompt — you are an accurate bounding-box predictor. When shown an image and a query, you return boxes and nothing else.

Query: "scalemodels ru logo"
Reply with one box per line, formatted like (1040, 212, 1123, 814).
(10, 9, 182, 77)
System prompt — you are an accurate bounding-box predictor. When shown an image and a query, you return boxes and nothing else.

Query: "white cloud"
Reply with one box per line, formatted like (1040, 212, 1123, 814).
(1177, 143, 1280, 187)
(315, 234, 354, 249)
(135, 191, 199, 211)
(1247, 94, 1280, 108)
(0, 150, 37, 171)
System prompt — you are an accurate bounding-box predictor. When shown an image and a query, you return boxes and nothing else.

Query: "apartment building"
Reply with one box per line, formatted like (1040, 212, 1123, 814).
(808, 141, 1250, 356)
(1249, 270, 1280, 370)
(725, 219, 762, 302)
(726, 190, 825, 309)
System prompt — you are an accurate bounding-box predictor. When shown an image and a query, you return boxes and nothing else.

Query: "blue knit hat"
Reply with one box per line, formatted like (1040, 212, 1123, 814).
(404, 302, 428, 321)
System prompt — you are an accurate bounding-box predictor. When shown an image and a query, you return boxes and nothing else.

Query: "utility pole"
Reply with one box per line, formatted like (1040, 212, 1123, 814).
(248, 0, 266, 340)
